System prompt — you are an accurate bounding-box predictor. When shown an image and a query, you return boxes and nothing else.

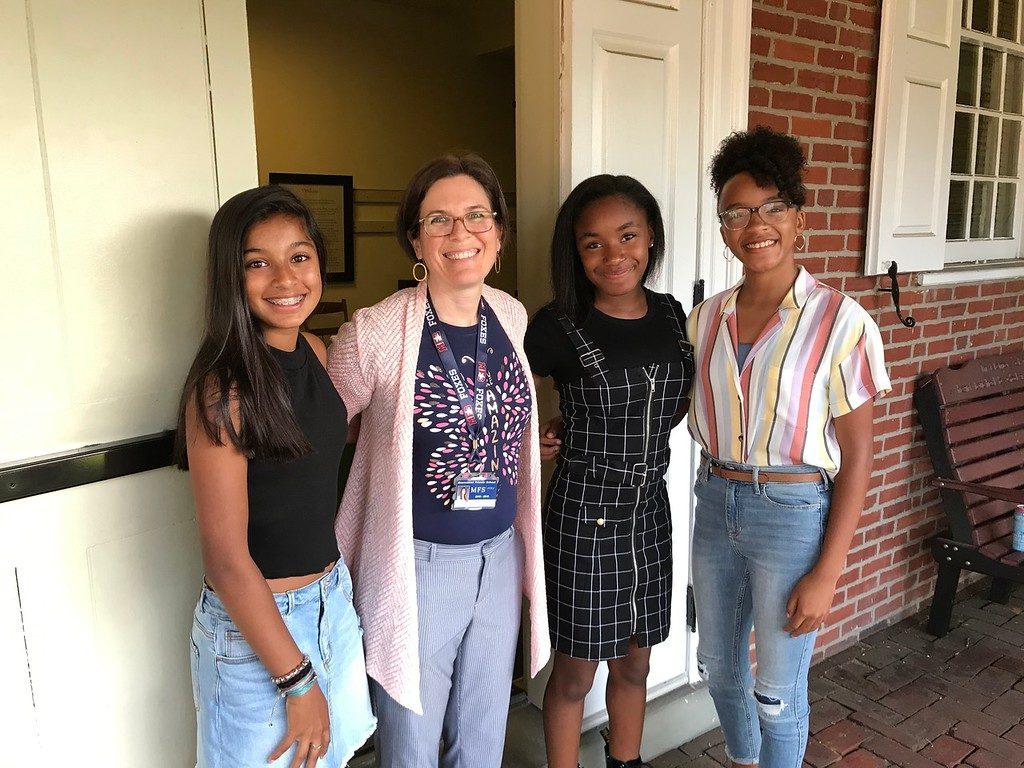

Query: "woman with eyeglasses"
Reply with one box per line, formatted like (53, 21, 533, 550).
(327, 153, 550, 767)
(687, 127, 891, 768)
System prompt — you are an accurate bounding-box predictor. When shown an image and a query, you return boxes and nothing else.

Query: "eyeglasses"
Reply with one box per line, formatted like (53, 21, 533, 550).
(717, 200, 793, 230)
(416, 210, 498, 238)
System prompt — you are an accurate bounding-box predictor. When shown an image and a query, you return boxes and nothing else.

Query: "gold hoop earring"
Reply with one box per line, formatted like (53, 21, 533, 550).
(795, 233, 808, 252)
(723, 244, 734, 263)
(495, 250, 501, 274)
(412, 260, 428, 282)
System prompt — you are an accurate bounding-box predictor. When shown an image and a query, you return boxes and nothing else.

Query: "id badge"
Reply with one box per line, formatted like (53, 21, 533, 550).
(452, 471, 499, 511)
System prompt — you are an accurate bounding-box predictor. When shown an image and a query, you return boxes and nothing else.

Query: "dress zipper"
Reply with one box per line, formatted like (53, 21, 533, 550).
(631, 365, 657, 633)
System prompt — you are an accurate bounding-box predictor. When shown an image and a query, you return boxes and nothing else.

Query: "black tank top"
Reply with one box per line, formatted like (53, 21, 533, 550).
(247, 335, 347, 578)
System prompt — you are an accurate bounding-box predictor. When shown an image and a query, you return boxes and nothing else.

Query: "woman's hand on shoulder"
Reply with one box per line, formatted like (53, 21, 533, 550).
(539, 416, 563, 461)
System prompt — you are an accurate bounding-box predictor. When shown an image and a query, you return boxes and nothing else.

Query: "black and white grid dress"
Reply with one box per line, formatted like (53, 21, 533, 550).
(525, 291, 695, 660)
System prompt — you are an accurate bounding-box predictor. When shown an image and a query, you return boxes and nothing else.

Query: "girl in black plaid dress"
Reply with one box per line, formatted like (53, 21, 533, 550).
(525, 176, 694, 768)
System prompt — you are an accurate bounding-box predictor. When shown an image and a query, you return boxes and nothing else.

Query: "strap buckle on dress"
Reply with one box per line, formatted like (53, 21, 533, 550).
(631, 462, 649, 486)
(579, 348, 606, 371)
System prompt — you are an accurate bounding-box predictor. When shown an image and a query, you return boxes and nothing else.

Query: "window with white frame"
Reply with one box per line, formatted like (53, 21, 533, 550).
(865, 0, 1024, 277)
(946, 0, 1024, 264)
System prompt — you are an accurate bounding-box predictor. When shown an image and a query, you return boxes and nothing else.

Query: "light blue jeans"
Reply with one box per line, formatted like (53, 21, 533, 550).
(691, 460, 831, 768)
(190, 559, 376, 767)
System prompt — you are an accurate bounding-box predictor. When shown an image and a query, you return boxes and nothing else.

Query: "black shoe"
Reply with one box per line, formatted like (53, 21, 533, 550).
(600, 727, 653, 768)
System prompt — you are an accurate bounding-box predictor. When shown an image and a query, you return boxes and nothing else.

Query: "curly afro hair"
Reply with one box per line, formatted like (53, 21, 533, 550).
(709, 126, 808, 207)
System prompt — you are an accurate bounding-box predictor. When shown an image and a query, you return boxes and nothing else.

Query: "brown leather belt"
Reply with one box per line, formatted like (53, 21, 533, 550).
(709, 464, 822, 484)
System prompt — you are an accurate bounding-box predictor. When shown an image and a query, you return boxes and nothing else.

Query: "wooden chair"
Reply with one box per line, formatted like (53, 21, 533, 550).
(303, 299, 349, 343)
(914, 351, 1024, 637)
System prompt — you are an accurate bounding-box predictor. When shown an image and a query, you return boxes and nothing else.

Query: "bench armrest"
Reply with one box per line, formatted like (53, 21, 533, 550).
(934, 477, 1024, 505)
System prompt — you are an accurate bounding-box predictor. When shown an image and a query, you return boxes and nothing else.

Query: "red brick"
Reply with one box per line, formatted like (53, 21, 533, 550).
(818, 97, 855, 116)
(749, 111, 790, 132)
(848, 6, 879, 30)
(831, 166, 866, 185)
(792, 116, 833, 138)
(818, 48, 857, 70)
(831, 212, 865, 229)
(838, 75, 874, 97)
(809, 234, 846, 252)
(856, 55, 877, 75)
(798, 18, 840, 43)
(920, 735, 975, 767)
(805, 165, 829, 183)
(839, 26, 876, 50)
(775, 39, 816, 63)
(787, 0, 829, 14)
(837, 189, 868, 207)
(829, 2, 849, 22)
(751, 34, 772, 56)
(754, 61, 796, 84)
(773, 90, 815, 111)
(834, 121, 871, 141)
(813, 142, 851, 162)
(836, 749, 886, 768)
(799, 70, 838, 92)
(818, 720, 870, 755)
(750, 86, 770, 106)
(752, 8, 795, 34)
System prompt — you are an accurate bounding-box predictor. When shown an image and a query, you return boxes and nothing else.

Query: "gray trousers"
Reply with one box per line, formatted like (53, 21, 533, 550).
(372, 525, 524, 768)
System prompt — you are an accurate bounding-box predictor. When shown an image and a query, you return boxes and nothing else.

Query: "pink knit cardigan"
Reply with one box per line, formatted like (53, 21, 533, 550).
(327, 282, 550, 714)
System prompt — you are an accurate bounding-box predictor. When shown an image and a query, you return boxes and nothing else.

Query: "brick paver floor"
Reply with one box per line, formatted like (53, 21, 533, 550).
(660, 580, 1024, 767)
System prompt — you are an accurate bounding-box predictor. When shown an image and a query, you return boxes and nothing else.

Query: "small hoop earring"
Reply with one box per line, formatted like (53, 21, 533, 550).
(412, 260, 428, 282)
(722, 244, 734, 263)
(795, 233, 808, 252)
(495, 250, 501, 274)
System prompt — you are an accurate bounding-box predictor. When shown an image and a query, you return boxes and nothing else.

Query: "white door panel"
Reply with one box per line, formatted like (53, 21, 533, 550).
(2, 1, 256, 765)
(558, 0, 704, 722)
(2, 470, 200, 766)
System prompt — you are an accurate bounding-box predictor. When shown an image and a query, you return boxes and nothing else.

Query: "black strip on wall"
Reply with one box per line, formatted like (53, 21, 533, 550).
(0, 430, 176, 504)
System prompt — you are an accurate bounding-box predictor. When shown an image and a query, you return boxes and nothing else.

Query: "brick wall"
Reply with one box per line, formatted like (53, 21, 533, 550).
(747, 0, 1024, 659)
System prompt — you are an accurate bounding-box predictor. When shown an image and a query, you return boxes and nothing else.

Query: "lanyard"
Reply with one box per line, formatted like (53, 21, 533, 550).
(424, 295, 489, 458)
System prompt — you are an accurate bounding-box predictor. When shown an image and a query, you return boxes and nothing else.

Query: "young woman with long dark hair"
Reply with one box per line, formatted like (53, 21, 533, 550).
(688, 127, 890, 768)
(175, 186, 374, 768)
(525, 175, 694, 768)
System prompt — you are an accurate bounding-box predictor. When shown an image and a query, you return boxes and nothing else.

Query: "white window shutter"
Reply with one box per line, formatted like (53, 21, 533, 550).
(865, 0, 961, 275)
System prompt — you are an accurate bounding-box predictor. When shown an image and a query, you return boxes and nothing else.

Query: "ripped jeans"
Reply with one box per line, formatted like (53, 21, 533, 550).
(691, 460, 830, 767)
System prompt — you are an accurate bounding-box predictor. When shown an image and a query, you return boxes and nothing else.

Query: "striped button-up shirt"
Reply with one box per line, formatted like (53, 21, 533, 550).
(686, 266, 891, 478)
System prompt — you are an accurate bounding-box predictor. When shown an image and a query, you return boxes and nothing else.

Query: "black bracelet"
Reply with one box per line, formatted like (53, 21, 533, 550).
(273, 656, 312, 690)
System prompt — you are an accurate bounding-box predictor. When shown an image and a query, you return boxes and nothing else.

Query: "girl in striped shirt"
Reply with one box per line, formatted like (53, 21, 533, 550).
(687, 127, 891, 768)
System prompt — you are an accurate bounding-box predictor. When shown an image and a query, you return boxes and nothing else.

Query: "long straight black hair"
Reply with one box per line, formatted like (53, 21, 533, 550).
(549, 174, 666, 323)
(173, 185, 327, 469)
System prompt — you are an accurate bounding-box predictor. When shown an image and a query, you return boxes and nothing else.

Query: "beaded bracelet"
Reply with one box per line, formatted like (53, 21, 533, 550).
(283, 669, 317, 698)
(272, 655, 311, 689)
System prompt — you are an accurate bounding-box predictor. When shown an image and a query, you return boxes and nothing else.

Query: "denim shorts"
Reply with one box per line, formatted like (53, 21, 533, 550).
(189, 560, 376, 767)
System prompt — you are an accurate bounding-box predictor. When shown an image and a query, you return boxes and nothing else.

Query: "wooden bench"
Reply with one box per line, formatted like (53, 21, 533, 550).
(914, 350, 1024, 637)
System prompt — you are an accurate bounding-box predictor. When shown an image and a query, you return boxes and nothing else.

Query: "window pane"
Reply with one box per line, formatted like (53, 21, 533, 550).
(971, 180, 995, 237)
(995, 182, 1016, 236)
(998, 0, 1020, 40)
(953, 112, 976, 173)
(981, 47, 1004, 110)
(958, 42, 980, 107)
(972, 0, 994, 33)
(948, 179, 970, 239)
(1000, 119, 1021, 176)
(977, 114, 1000, 175)
(1006, 54, 1024, 114)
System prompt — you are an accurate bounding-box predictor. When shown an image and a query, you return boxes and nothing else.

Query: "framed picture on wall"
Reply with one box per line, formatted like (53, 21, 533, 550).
(269, 173, 355, 282)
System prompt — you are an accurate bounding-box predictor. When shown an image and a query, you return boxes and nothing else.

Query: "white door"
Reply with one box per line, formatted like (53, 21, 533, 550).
(519, 0, 750, 725)
(1, 1, 255, 764)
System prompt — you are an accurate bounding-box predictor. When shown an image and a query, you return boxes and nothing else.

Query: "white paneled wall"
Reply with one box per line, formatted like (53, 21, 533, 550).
(1, 1, 255, 764)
